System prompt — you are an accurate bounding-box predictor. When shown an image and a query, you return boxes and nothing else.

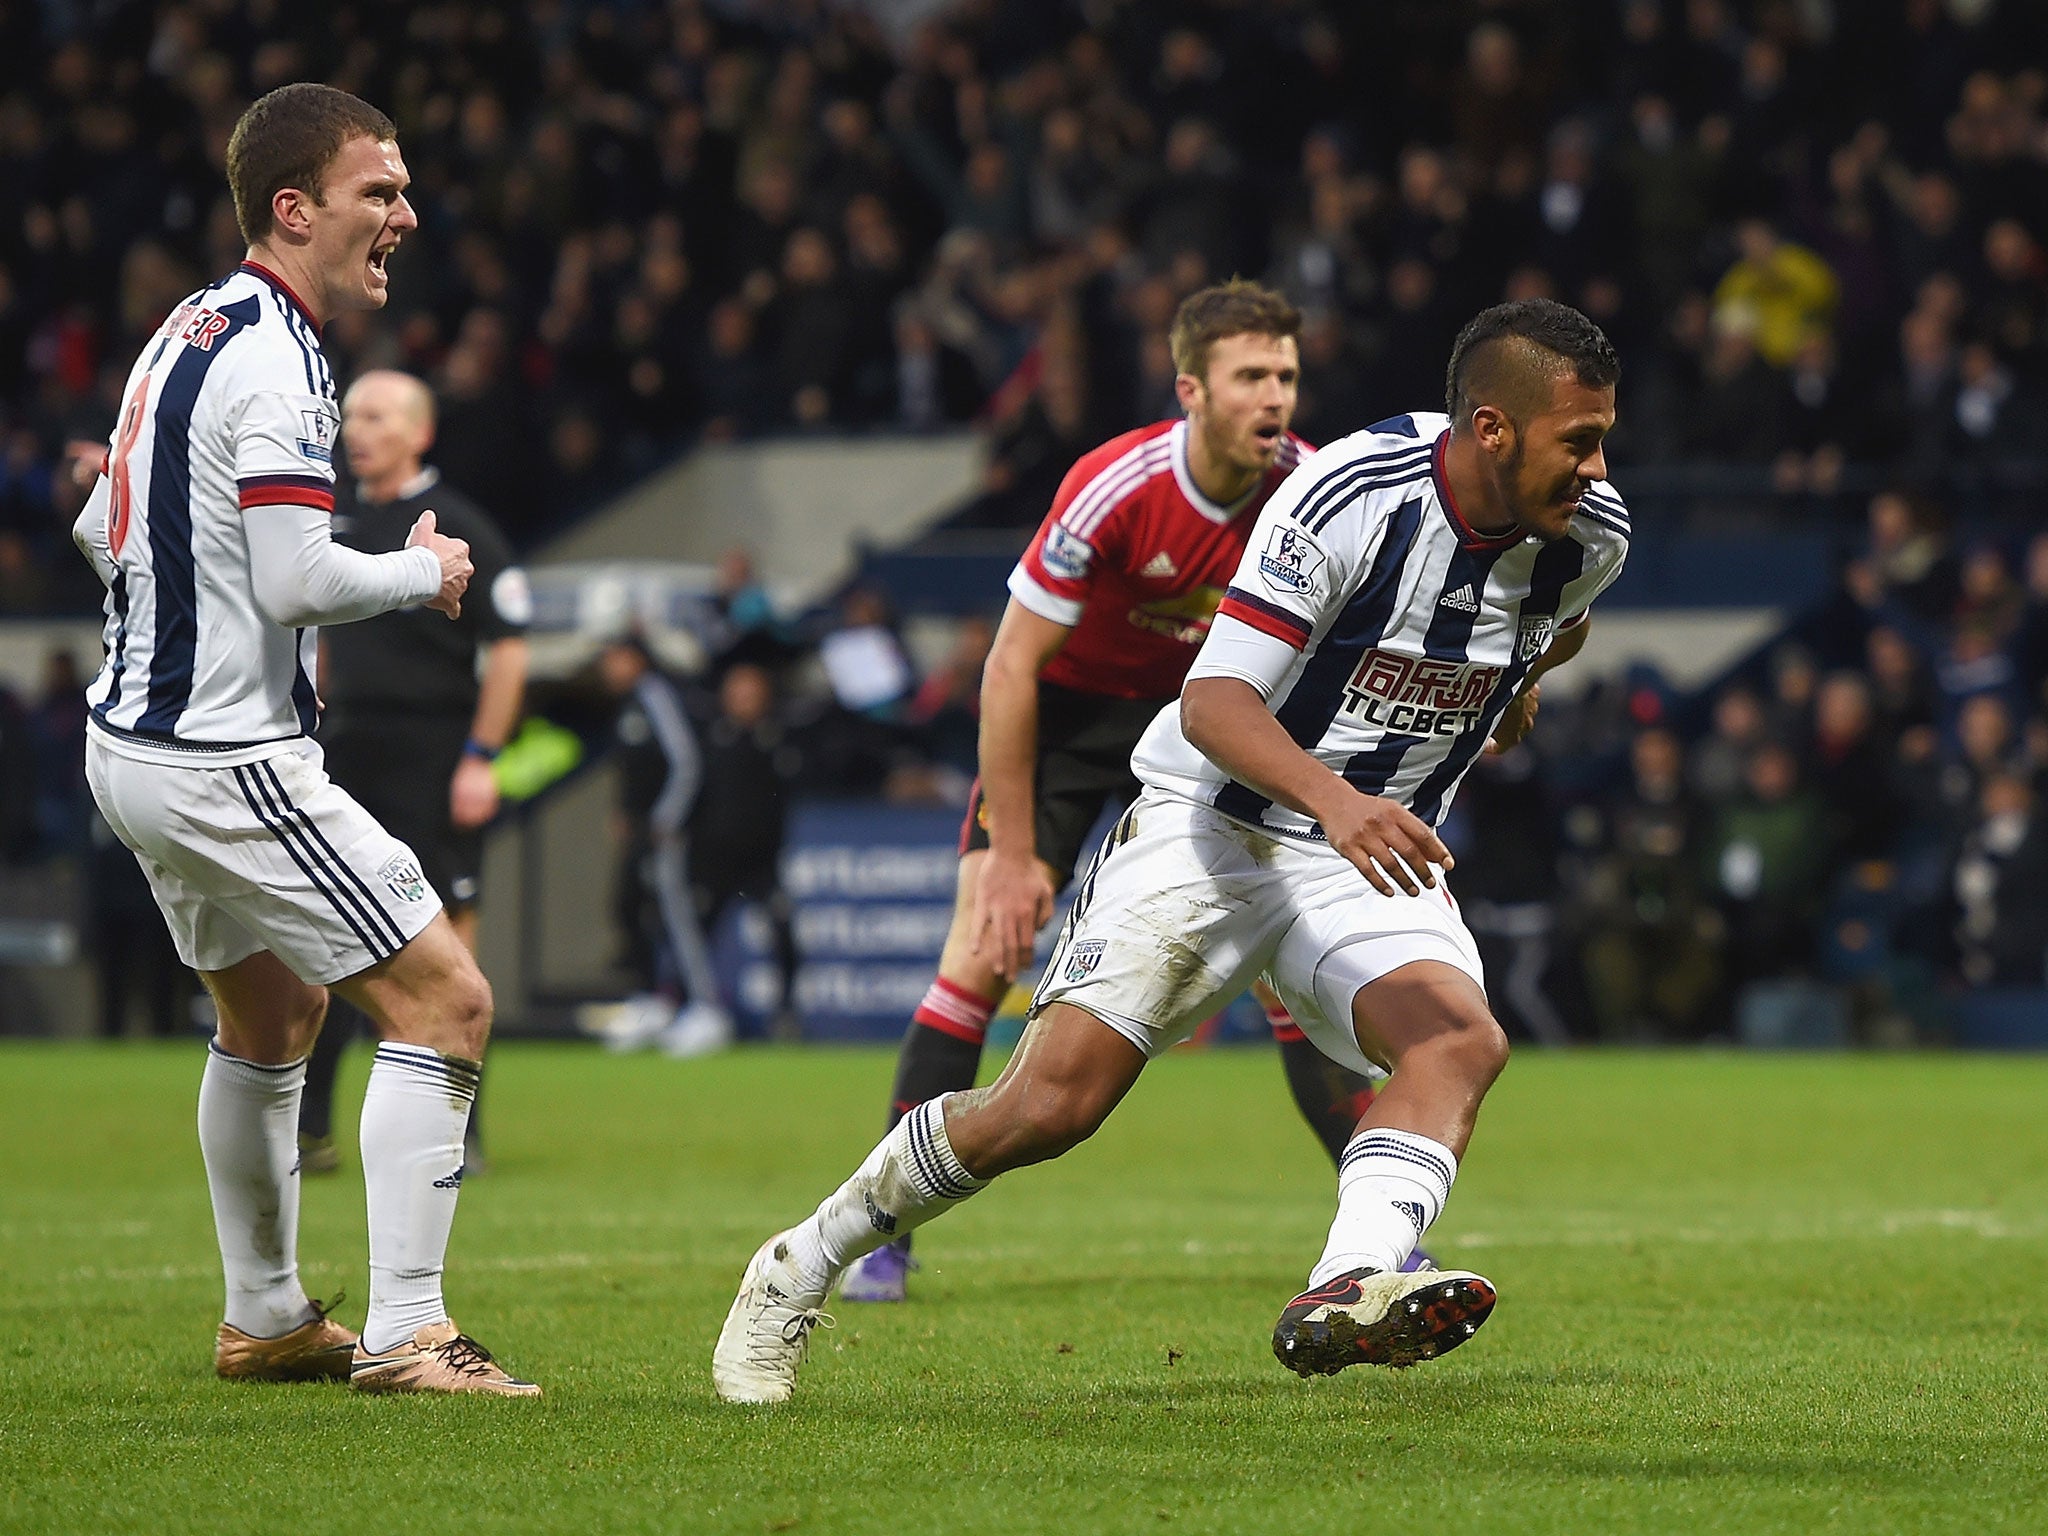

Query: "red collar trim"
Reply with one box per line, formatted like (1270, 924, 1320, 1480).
(1432, 433, 1524, 551)
(239, 261, 323, 330)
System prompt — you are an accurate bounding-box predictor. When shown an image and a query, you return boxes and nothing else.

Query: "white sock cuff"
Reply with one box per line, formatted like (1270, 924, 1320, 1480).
(902, 1096, 984, 1200)
(206, 1039, 307, 1092)
(369, 1041, 481, 1104)
(1339, 1128, 1457, 1206)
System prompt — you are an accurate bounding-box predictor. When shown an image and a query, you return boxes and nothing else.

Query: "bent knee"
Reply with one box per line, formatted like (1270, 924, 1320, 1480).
(281, 984, 329, 1058)
(1444, 1012, 1511, 1083)
(394, 958, 493, 1059)
(1396, 1009, 1510, 1083)
(1469, 1016, 1511, 1079)
(447, 967, 494, 1056)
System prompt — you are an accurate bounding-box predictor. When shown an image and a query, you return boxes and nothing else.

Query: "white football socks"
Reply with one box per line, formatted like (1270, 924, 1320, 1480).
(783, 1096, 986, 1296)
(198, 1041, 317, 1338)
(358, 1042, 480, 1353)
(1309, 1126, 1459, 1286)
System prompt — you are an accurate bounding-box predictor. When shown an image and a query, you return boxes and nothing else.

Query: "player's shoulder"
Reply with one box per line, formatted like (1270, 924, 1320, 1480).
(1295, 411, 1443, 484)
(1569, 477, 1632, 555)
(204, 268, 333, 393)
(1048, 419, 1180, 535)
(1273, 412, 1443, 540)
(1057, 421, 1177, 494)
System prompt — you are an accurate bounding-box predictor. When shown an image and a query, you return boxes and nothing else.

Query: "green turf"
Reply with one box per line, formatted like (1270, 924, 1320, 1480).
(1, 1042, 2045, 1535)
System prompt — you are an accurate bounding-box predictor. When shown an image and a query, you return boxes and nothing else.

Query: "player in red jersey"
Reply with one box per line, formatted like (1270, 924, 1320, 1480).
(840, 281, 1390, 1303)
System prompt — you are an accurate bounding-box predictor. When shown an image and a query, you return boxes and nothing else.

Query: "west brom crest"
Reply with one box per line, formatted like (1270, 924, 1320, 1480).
(1065, 939, 1108, 982)
(377, 854, 428, 903)
(1516, 615, 1554, 661)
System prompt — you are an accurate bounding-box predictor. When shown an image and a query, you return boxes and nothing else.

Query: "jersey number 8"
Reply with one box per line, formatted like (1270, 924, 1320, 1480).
(106, 372, 151, 559)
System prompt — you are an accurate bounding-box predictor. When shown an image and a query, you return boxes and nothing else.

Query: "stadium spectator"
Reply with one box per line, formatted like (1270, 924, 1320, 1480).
(1689, 683, 1769, 806)
(0, 681, 38, 863)
(1681, 318, 1787, 462)
(1708, 741, 1829, 991)
(1808, 672, 1900, 865)
(27, 647, 88, 855)
(1843, 488, 1960, 628)
(905, 612, 992, 780)
(1710, 217, 1838, 368)
(1449, 741, 1573, 1046)
(1764, 643, 1821, 745)
(1865, 625, 1938, 744)
(687, 661, 801, 1043)
(1771, 332, 1853, 495)
(1951, 771, 2048, 987)
(598, 635, 726, 1056)
(1580, 726, 1723, 1040)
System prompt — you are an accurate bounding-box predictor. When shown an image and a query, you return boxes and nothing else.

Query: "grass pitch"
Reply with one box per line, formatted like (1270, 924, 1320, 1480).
(1, 1042, 2044, 1535)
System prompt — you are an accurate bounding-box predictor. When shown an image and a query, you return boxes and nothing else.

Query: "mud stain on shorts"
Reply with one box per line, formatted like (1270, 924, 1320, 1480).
(1154, 935, 1214, 1025)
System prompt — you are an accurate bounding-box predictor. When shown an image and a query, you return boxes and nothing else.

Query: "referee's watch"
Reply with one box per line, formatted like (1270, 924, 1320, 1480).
(463, 738, 501, 762)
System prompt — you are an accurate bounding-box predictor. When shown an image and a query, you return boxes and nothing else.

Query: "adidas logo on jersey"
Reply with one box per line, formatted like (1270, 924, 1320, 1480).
(1439, 583, 1480, 613)
(1139, 551, 1179, 579)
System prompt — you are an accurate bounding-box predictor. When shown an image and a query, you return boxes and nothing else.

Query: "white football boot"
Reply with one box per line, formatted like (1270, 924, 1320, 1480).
(713, 1231, 833, 1403)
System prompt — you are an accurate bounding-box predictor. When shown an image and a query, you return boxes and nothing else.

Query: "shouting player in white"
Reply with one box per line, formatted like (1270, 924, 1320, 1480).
(72, 84, 537, 1395)
(714, 299, 1626, 1401)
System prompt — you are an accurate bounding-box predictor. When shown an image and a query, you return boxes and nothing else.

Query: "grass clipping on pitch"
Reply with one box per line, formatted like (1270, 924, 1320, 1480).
(1, 1043, 2045, 1535)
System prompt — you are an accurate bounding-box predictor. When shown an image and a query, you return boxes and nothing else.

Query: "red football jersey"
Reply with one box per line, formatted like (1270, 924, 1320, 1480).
(1008, 419, 1310, 699)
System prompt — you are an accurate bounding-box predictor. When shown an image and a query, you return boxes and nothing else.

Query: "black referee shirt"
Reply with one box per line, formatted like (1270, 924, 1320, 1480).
(321, 468, 530, 722)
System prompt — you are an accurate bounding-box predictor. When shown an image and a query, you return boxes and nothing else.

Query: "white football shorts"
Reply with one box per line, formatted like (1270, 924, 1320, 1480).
(1031, 788, 1485, 1078)
(87, 733, 442, 984)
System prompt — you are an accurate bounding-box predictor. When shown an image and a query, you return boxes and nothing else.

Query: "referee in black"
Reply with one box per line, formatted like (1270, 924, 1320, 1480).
(298, 370, 530, 1173)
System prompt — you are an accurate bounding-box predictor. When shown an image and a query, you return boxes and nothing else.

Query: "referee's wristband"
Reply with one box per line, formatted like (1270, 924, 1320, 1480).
(463, 738, 501, 762)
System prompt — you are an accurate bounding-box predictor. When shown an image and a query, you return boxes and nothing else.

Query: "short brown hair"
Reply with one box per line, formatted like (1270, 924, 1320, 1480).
(226, 83, 397, 246)
(1168, 279, 1302, 384)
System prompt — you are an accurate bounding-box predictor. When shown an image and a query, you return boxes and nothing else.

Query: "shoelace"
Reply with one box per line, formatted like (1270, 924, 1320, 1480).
(747, 1299, 835, 1372)
(437, 1334, 500, 1377)
(309, 1289, 347, 1322)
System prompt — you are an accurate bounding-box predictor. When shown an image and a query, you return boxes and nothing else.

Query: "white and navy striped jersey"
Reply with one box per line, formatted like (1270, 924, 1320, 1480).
(82, 261, 338, 765)
(1131, 411, 1630, 835)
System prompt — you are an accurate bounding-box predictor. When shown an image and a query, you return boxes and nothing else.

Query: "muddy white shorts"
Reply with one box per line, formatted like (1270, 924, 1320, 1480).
(1031, 789, 1485, 1078)
(87, 732, 441, 985)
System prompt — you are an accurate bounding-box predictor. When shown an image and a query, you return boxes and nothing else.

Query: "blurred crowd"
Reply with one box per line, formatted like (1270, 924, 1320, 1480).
(1444, 487, 2048, 1041)
(4, 0, 2048, 605)
(5, 0, 2048, 1036)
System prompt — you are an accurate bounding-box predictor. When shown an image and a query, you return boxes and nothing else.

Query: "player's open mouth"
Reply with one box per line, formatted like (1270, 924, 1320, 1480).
(1253, 424, 1282, 448)
(368, 244, 396, 279)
